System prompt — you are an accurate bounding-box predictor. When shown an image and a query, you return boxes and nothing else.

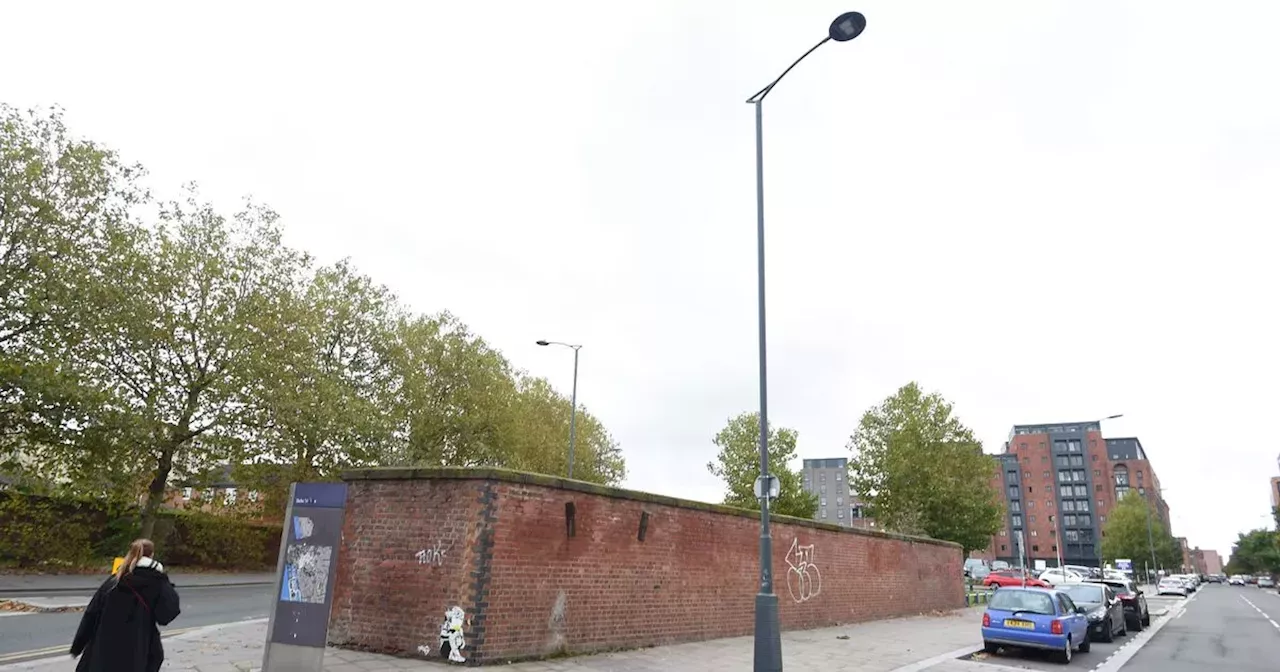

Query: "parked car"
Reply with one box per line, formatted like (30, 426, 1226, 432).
(1098, 578, 1150, 632)
(1259, 576, 1275, 589)
(991, 560, 1011, 571)
(1065, 564, 1102, 580)
(1039, 568, 1087, 587)
(1157, 577, 1189, 597)
(985, 569, 1051, 589)
(1229, 575, 1246, 586)
(981, 586, 1090, 664)
(1058, 583, 1127, 642)
(965, 559, 992, 581)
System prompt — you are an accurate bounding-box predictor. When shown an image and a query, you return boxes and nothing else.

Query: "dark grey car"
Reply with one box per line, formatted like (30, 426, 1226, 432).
(1058, 583, 1127, 642)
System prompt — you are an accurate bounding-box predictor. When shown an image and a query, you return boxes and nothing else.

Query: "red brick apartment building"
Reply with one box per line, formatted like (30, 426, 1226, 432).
(972, 421, 1171, 570)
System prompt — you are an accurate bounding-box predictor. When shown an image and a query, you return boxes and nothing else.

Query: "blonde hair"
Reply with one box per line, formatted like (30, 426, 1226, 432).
(115, 538, 155, 580)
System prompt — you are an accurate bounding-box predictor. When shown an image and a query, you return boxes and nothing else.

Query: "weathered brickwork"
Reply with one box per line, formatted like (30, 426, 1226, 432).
(328, 468, 963, 665)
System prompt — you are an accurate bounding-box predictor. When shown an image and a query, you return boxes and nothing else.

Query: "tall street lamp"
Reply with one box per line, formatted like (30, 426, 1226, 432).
(1138, 487, 1159, 583)
(744, 12, 866, 672)
(536, 340, 582, 479)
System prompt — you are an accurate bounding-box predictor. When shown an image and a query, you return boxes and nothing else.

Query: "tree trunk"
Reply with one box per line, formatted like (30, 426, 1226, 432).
(139, 447, 175, 540)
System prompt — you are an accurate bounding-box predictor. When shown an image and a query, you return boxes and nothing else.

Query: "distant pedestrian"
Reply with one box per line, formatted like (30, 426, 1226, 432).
(70, 538, 181, 672)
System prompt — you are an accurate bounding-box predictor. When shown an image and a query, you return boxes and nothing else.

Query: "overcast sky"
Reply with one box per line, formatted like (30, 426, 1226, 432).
(5, 1, 1277, 558)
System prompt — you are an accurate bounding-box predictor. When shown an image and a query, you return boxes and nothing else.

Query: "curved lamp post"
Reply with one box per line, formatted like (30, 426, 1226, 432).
(536, 340, 582, 479)
(745, 12, 866, 672)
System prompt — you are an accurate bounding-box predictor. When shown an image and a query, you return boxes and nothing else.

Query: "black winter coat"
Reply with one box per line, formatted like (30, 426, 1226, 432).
(70, 567, 181, 672)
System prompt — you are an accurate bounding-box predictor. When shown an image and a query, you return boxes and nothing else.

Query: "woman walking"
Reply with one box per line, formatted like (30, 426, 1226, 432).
(70, 539, 181, 672)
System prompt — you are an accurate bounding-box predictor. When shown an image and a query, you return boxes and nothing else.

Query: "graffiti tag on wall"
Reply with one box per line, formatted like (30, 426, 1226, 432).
(415, 540, 448, 566)
(785, 538, 822, 603)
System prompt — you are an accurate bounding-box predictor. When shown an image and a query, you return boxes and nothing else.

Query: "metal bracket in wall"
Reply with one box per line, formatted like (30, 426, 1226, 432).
(565, 502, 576, 538)
(637, 511, 649, 542)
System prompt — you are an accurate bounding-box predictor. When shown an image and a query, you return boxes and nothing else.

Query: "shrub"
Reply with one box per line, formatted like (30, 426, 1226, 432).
(0, 491, 279, 570)
(0, 492, 104, 568)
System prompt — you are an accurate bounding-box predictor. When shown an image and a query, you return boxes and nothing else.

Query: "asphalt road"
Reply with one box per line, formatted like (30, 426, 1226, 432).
(1120, 584, 1280, 671)
(0, 583, 273, 661)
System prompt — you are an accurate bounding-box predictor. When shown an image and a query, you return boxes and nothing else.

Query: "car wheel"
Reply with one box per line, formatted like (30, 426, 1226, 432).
(1129, 615, 1143, 632)
(1056, 637, 1073, 664)
(1079, 636, 1092, 653)
(983, 640, 999, 654)
(1102, 617, 1115, 643)
(1142, 610, 1151, 627)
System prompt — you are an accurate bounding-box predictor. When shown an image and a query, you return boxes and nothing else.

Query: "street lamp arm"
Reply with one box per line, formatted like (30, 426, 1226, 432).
(536, 340, 582, 350)
(746, 37, 831, 104)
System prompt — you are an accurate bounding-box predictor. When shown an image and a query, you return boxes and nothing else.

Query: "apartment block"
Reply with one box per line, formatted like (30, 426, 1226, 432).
(801, 457, 871, 528)
(986, 421, 1171, 569)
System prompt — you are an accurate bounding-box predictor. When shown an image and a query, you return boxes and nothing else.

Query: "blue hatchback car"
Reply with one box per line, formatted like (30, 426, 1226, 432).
(981, 586, 1090, 664)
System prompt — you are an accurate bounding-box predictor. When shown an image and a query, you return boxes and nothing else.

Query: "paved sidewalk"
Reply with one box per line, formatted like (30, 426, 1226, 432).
(0, 573, 274, 594)
(0, 608, 986, 672)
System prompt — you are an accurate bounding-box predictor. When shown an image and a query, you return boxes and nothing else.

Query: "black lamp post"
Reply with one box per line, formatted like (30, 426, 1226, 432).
(536, 340, 581, 479)
(745, 12, 866, 672)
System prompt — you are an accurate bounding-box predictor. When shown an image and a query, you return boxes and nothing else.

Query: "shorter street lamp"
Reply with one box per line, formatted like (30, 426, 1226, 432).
(536, 340, 582, 479)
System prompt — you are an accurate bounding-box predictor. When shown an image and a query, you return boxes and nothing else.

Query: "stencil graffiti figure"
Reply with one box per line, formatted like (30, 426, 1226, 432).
(436, 606, 467, 663)
(785, 538, 822, 603)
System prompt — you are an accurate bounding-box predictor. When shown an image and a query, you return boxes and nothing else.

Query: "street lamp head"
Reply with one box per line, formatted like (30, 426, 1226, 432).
(535, 340, 550, 346)
(829, 12, 867, 42)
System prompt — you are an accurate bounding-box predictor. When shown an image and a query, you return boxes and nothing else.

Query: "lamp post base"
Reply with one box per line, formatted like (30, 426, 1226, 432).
(753, 592, 783, 671)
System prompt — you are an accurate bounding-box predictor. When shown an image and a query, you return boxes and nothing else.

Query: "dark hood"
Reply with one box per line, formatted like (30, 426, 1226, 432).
(120, 566, 166, 589)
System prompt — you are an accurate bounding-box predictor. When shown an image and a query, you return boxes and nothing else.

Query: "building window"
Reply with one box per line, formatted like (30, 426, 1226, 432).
(821, 508, 827, 518)
(224, 488, 237, 505)
(837, 507, 844, 518)
(835, 473, 842, 482)
(1059, 485, 1072, 497)
(1097, 500, 1104, 510)
(1029, 515, 1036, 523)
(182, 487, 193, 499)
(1042, 471, 1050, 480)
(1041, 455, 1048, 463)
(1048, 514, 1055, 523)
(1074, 485, 1088, 496)
(1070, 455, 1084, 466)
(1000, 529, 1008, 536)
(1079, 514, 1092, 526)
(1078, 499, 1089, 512)
(1064, 515, 1077, 526)
(1052, 545, 1058, 553)
(1012, 515, 1023, 528)
(1116, 486, 1130, 500)
(1093, 469, 1101, 477)
(1008, 470, 1019, 483)
(1072, 470, 1085, 482)
(1062, 500, 1075, 512)
(1136, 469, 1143, 482)
(1032, 545, 1040, 552)
(821, 472, 826, 482)
(1001, 544, 1008, 552)
(836, 497, 844, 506)
(1008, 486, 1019, 499)
(1058, 470, 1072, 482)
(1010, 500, 1021, 513)
(1065, 530, 1079, 542)
(1114, 465, 1130, 487)
(1019, 442, 1028, 449)
(1028, 486, 1034, 494)
(1056, 456, 1070, 467)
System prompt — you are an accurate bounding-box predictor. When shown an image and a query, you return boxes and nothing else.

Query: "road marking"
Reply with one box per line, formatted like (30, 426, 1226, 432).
(888, 646, 984, 672)
(1238, 595, 1280, 632)
(1090, 590, 1194, 672)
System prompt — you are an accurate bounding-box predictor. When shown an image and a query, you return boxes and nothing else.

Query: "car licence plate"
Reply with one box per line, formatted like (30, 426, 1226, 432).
(1004, 619, 1035, 630)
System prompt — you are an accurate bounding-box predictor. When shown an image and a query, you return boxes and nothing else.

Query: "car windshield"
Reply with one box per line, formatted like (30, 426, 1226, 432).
(989, 590, 1055, 615)
(1058, 584, 1104, 604)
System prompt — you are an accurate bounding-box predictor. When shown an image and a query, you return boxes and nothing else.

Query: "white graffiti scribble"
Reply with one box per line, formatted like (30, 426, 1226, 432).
(785, 538, 822, 604)
(415, 540, 447, 566)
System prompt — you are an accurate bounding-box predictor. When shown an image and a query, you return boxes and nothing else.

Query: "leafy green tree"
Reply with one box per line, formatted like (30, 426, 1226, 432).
(1101, 491, 1181, 570)
(1227, 528, 1280, 576)
(50, 189, 307, 537)
(846, 382, 1002, 552)
(705, 412, 816, 519)
(0, 105, 142, 446)
(499, 375, 626, 485)
(238, 260, 399, 488)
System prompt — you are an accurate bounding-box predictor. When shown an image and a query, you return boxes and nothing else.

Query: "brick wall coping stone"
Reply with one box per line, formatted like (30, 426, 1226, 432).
(340, 466, 960, 550)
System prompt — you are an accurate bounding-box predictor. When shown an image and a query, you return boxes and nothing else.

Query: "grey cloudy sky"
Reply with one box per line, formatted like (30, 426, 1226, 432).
(5, 1, 1277, 558)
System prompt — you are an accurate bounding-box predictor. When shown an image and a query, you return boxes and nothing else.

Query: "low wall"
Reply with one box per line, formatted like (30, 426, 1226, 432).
(327, 468, 963, 665)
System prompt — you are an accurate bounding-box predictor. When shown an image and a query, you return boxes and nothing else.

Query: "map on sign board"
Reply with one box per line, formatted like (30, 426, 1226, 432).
(281, 544, 332, 604)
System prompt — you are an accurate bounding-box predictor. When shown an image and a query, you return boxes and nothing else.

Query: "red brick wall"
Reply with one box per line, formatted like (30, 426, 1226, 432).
(328, 469, 964, 665)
